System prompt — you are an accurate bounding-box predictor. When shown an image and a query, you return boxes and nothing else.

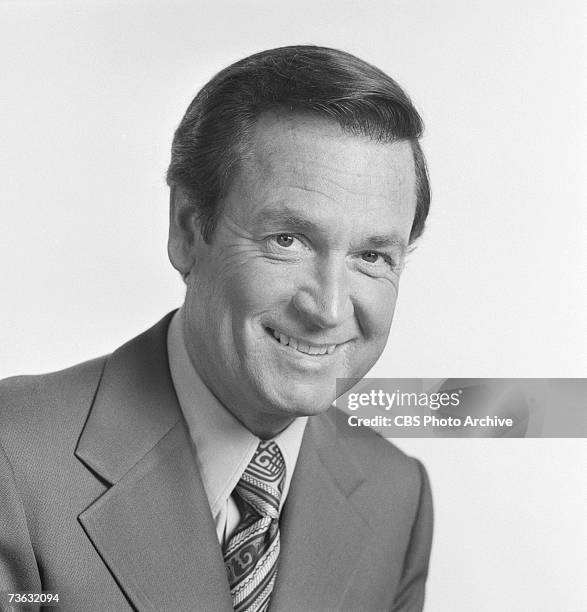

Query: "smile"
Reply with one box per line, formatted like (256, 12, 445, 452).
(267, 327, 337, 356)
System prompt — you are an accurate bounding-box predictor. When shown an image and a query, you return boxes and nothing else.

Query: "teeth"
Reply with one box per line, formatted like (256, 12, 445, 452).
(269, 328, 336, 356)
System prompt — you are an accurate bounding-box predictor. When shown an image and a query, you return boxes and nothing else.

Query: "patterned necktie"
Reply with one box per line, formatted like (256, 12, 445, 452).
(223, 440, 286, 612)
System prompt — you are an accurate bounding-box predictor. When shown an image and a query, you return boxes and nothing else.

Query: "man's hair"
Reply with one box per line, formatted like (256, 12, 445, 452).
(167, 45, 430, 244)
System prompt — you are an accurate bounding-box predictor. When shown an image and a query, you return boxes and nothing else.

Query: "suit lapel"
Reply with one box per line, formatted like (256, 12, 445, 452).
(75, 314, 233, 611)
(270, 411, 374, 611)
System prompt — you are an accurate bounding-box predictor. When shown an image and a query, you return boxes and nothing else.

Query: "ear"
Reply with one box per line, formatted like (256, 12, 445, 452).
(167, 185, 201, 278)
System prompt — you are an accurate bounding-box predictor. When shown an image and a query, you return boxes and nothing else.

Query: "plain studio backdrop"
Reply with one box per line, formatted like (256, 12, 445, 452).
(1, 1, 586, 610)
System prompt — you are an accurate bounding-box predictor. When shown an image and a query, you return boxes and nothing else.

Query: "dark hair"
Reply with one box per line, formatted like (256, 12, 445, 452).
(167, 45, 430, 243)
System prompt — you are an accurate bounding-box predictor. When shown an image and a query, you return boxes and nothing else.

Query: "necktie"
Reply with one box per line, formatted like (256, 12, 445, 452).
(223, 440, 286, 612)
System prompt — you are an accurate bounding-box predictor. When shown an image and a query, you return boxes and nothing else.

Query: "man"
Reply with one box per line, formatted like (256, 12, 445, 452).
(0, 46, 433, 611)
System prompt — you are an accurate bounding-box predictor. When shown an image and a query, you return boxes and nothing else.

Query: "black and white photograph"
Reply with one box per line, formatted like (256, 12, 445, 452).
(1, 2, 586, 611)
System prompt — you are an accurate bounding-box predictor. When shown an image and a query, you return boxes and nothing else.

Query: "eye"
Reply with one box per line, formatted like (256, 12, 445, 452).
(274, 234, 295, 247)
(359, 250, 397, 271)
(361, 251, 380, 263)
(266, 233, 306, 254)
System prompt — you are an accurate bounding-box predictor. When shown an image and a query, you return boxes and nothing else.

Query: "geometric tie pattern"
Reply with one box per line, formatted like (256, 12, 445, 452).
(223, 440, 286, 612)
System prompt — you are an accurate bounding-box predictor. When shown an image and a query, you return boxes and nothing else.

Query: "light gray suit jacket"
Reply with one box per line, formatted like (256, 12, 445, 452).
(0, 313, 433, 611)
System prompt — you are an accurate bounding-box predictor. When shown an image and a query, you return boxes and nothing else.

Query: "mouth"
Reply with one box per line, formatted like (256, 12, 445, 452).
(265, 327, 338, 356)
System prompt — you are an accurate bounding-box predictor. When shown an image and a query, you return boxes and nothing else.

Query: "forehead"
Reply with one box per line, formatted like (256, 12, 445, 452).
(245, 111, 415, 186)
(226, 112, 417, 238)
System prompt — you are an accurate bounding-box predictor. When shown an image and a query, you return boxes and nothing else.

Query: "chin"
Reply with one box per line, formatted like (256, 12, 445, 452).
(265, 385, 335, 418)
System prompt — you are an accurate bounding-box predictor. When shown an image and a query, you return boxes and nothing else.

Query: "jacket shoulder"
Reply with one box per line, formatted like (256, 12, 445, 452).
(0, 356, 107, 441)
(321, 406, 430, 517)
(327, 406, 423, 474)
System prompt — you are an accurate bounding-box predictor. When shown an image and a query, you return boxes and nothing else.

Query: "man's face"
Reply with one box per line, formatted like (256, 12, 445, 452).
(179, 113, 417, 436)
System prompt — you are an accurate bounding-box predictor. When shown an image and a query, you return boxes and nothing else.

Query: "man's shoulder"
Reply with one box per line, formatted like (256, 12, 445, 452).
(0, 312, 175, 411)
(309, 407, 431, 552)
(0, 356, 107, 441)
(320, 406, 427, 493)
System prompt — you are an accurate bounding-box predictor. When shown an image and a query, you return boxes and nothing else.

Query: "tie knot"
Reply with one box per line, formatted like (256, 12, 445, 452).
(235, 441, 285, 520)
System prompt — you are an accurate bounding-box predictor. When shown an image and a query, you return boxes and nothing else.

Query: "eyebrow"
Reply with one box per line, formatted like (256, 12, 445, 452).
(365, 234, 408, 257)
(253, 207, 408, 257)
(253, 208, 319, 233)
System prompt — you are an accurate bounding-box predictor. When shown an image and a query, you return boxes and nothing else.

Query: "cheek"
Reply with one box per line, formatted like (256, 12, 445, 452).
(225, 261, 294, 317)
(354, 280, 398, 338)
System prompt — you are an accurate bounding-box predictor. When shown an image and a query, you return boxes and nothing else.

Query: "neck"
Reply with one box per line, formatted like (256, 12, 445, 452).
(232, 411, 296, 440)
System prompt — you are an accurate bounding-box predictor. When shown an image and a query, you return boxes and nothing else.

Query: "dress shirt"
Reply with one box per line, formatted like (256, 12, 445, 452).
(167, 308, 308, 544)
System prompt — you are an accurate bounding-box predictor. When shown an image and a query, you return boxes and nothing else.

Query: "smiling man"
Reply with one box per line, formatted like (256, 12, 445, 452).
(170, 111, 417, 437)
(0, 46, 433, 611)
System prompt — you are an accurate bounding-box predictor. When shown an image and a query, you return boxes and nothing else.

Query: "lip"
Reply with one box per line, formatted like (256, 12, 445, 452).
(265, 326, 342, 357)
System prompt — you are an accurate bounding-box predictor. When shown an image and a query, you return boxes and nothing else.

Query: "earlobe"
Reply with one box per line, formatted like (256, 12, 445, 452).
(167, 185, 200, 277)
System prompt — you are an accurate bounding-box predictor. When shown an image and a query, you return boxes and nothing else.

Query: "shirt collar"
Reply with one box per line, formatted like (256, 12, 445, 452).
(167, 308, 307, 516)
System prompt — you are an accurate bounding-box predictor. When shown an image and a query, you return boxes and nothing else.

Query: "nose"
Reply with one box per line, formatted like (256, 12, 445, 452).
(292, 258, 354, 329)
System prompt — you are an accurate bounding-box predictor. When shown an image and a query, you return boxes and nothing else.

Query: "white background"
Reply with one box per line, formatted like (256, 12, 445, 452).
(1, 1, 586, 610)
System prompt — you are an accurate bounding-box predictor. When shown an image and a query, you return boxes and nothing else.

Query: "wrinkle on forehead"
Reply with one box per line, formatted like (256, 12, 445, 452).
(246, 111, 416, 188)
(239, 113, 416, 217)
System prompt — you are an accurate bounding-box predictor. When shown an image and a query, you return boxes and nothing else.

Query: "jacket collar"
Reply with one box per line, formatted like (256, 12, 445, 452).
(75, 312, 181, 484)
(271, 410, 374, 610)
(75, 313, 233, 611)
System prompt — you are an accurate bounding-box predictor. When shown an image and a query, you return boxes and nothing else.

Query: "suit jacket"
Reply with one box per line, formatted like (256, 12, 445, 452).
(0, 313, 433, 611)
